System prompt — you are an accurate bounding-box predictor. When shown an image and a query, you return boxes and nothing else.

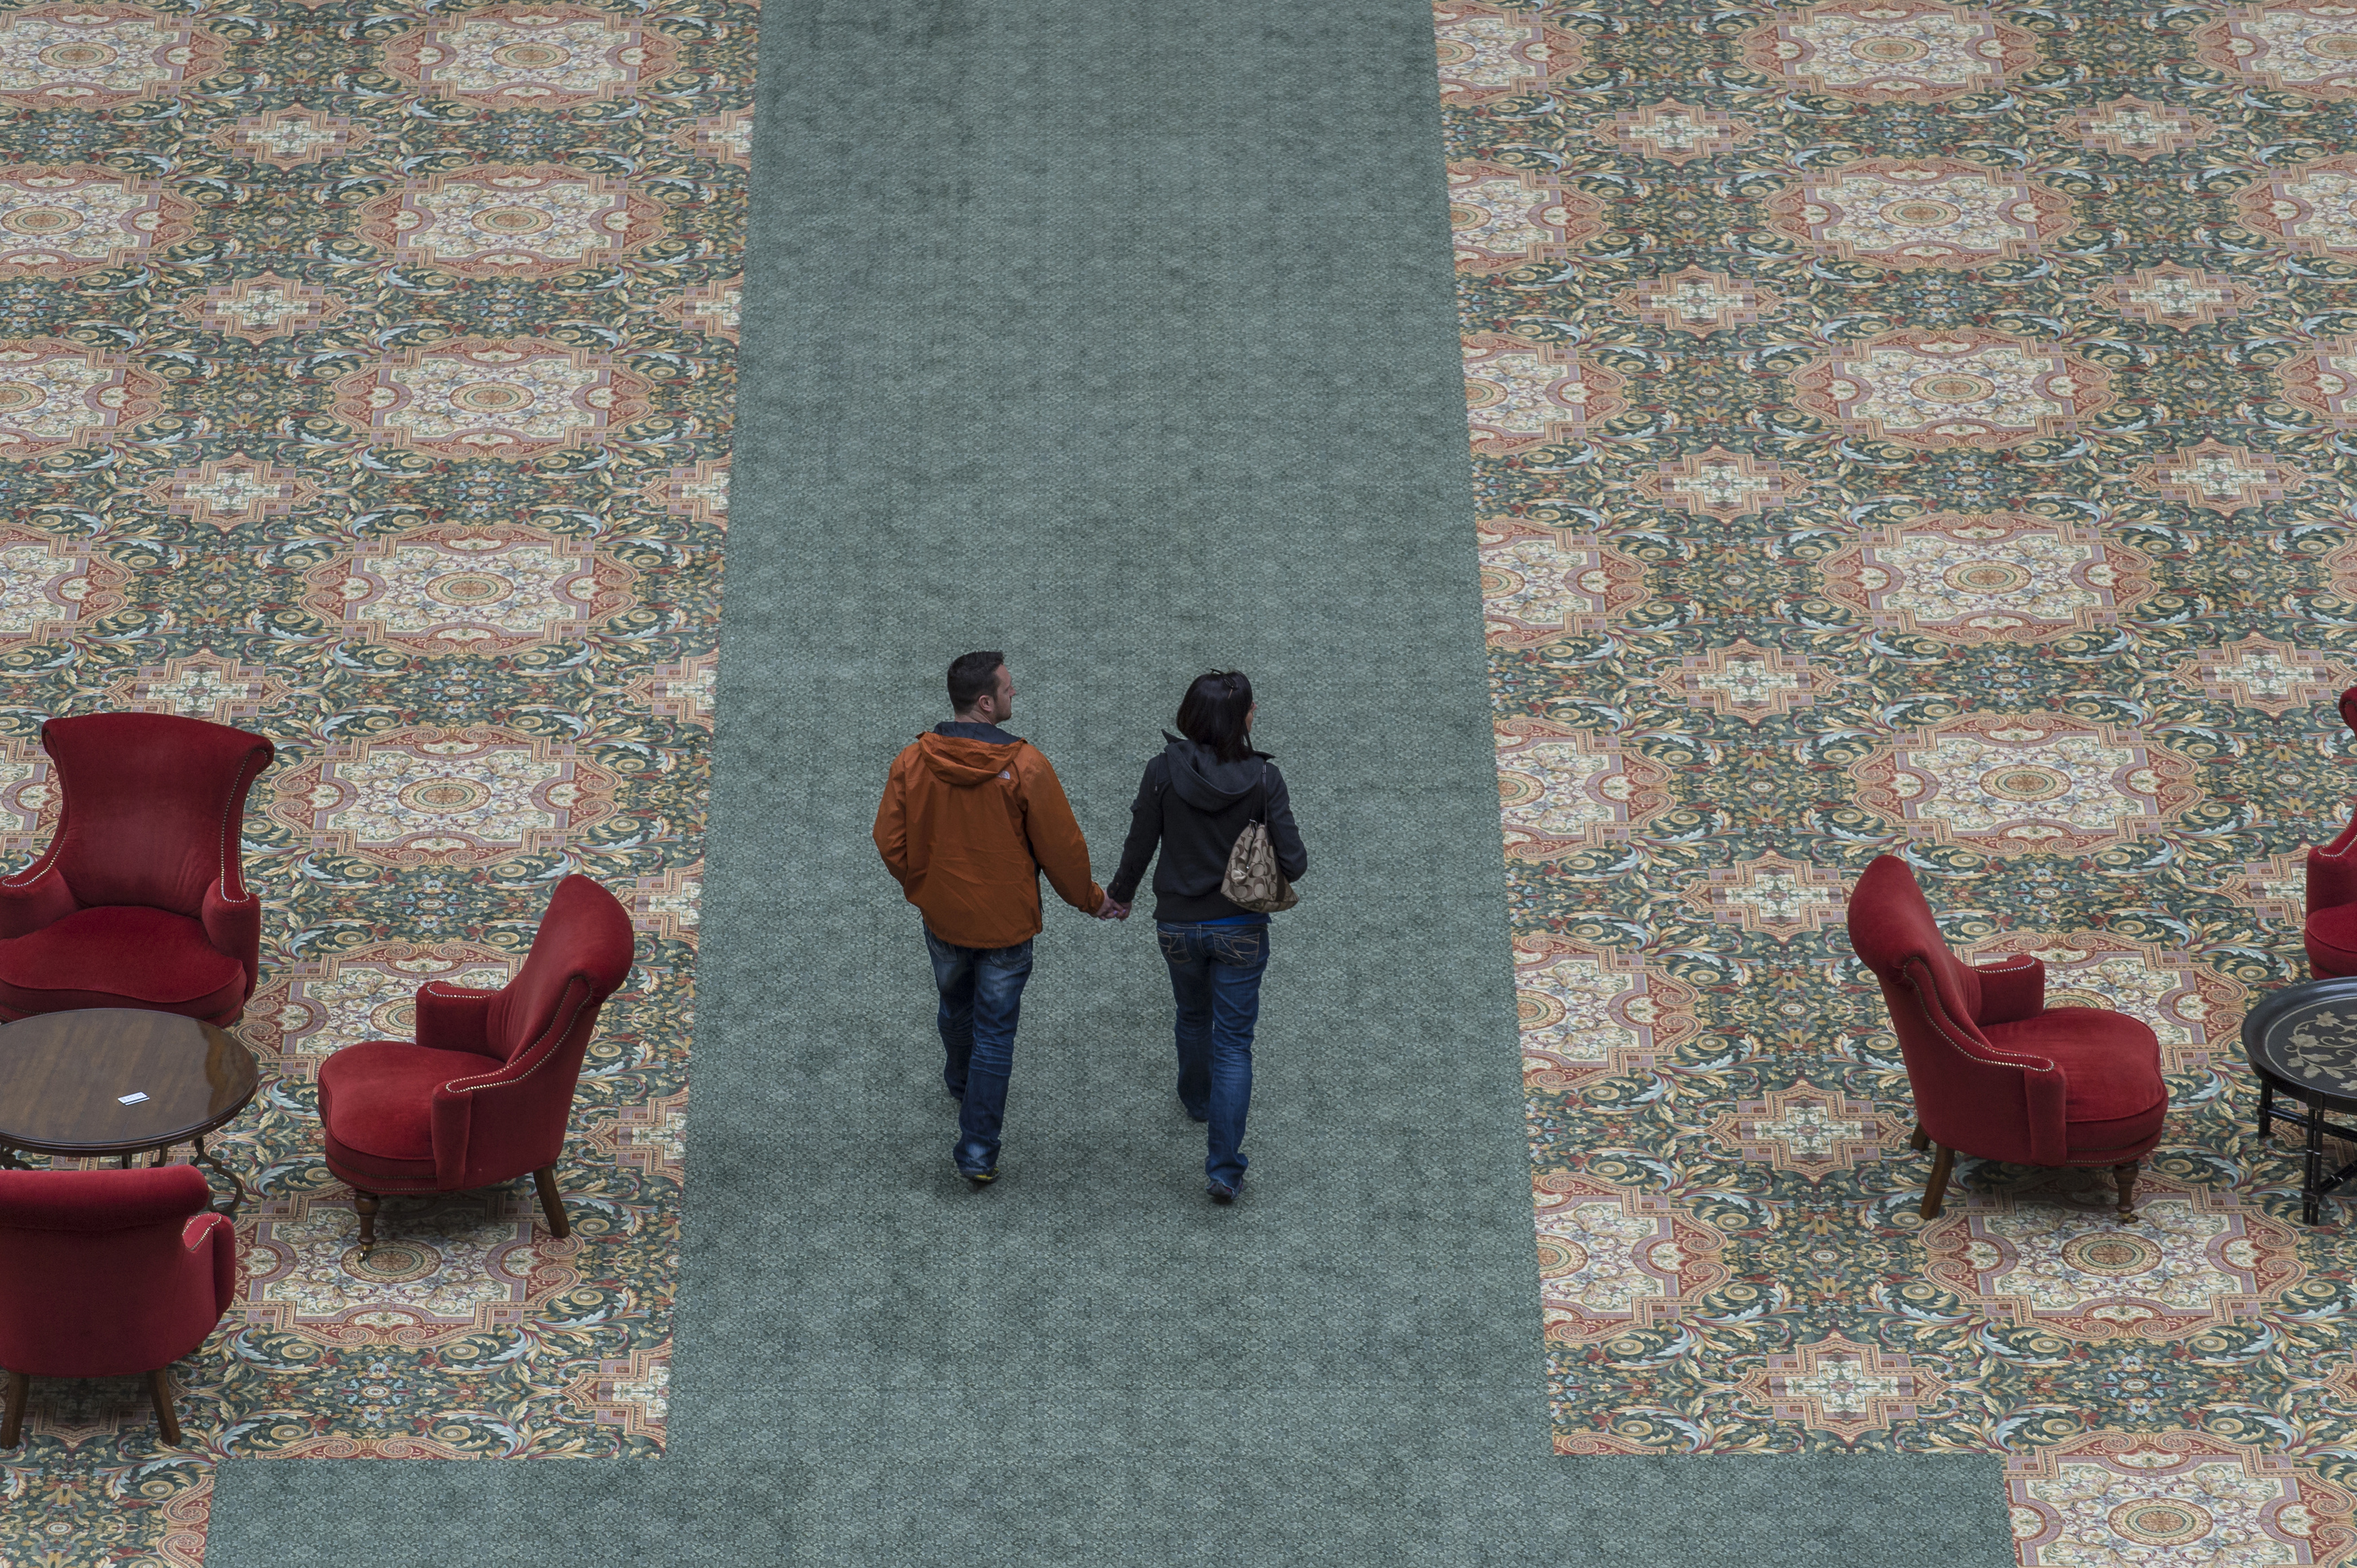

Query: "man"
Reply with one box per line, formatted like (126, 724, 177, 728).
(873, 651, 1118, 1184)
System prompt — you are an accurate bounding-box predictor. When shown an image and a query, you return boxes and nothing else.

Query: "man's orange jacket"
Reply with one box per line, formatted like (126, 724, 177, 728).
(873, 731, 1105, 949)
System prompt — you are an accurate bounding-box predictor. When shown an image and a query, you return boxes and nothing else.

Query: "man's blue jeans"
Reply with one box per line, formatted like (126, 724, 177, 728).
(1157, 920, 1269, 1191)
(926, 930, 1034, 1175)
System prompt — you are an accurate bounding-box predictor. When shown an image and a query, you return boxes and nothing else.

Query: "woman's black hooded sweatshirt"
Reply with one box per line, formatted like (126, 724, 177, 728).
(1106, 734, 1309, 923)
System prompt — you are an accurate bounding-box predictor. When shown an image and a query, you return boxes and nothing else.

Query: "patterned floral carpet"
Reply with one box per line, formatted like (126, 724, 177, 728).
(30, 0, 2357, 1559)
(1444, 0, 2357, 1560)
(0, 1, 741, 1560)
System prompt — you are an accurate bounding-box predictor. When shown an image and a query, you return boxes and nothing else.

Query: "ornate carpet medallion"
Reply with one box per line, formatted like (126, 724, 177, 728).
(304, 524, 638, 654)
(354, 166, 665, 276)
(1851, 711, 2200, 857)
(2195, 3, 2357, 94)
(1819, 513, 2153, 644)
(0, 0, 742, 1559)
(382, 5, 677, 108)
(0, 5, 224, 111)
(1765, 158, 2073, 271)
(0, 337, 162, 455)
(1432, 0, 1589, 102)
(1441, 0, 2357, 1557)
(1790, 328, 2116, 450)
(1740, 0, 2039, 102)
(0, 163, 191, 275)
(1451, 160, 1605, 273)
(1479, 517, 1649, 644)
(1462, 331, 1626, 452)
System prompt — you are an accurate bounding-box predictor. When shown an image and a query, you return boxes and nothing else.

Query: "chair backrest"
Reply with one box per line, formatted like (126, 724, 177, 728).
(31, 714, 273, 916)
(487, 874, 636, 1067)
(0, 1167, 224, 1378)
(1845, 854, 1989, 1043)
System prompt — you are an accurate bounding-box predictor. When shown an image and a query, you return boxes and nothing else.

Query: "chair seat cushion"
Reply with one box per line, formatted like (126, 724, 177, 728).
(1981, 1006, 2168, 1150)
(2306, 904, 2357, 978)
(0, 906, 243, 1019)
(319, 1129, 438, 1188)
(317, 1042, 489, 1167)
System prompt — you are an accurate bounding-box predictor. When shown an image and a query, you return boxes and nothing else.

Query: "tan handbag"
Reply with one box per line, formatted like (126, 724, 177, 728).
(1220, 762, 1298, 914)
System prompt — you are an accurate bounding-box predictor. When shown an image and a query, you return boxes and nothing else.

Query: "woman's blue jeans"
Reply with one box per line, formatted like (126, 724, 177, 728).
(926, 930, 1034, 1175)
(1157, 920, 1269, 1190)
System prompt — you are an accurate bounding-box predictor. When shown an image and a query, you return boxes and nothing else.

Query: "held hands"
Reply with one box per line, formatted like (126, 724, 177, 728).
(1094, 893, 1131, 922)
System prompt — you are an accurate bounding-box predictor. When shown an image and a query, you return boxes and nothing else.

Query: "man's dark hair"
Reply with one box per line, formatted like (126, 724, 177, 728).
(1176, 671, 1255, 764)
(948, 651, 1005, 712)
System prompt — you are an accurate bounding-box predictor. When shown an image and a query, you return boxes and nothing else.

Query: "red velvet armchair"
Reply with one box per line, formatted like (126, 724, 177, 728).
(317, 875, 634, 1249)
(2306, 687, 2357, 978)
(0, 713, 273, 1024)
(0, 1167, 236, 1446)
(1847, 856, 2168, 1219)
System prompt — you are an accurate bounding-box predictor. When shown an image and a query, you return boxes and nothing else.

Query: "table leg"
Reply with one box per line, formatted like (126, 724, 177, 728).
(2306, 1092, 2328, 1226)
(2259, 1077, 2276, 1140)
(190, 1135, 246, 1217)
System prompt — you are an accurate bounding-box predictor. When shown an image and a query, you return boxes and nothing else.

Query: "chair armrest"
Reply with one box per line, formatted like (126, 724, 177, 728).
(182, 1211, 236, 1317)
(1898, 957, 2071, 1165)
(416, 984, 500, 1056)
(200, 875, 261, 998)
(1973, 957, 2045, 1025)
(2313, 834, 2357, 917)
(430, 978, 596, 1188)
(0, 854, 74, 940)
(430, 1082, 475, 1189)
(2019, 1061, 2070, 1166)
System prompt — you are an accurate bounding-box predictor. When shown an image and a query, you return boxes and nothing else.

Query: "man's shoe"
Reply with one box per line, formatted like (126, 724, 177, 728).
(962, 1167, 997, 1188)
(1207, 1181, 1238, 1204)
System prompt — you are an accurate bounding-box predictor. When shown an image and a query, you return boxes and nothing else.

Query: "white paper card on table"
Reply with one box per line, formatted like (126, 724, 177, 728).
(117, 1091, 148, 1105)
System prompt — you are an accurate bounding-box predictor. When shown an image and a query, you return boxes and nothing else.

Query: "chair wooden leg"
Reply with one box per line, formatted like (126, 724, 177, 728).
(2115, 1159, 2139, 1223)
(1908, 1121, 1929, 1153)
(1920, 1143, 1955, 1220)
(353, 1190, 379, 1252)
(533, 1165, 570, 1239)
(147, 1368, 180, 1446)
(1, 1370, 24, 1447)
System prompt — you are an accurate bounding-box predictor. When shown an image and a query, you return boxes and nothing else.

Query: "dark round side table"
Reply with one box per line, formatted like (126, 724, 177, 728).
(0, 1009, 259, 1215)
(2241, 976, 2357, 1225)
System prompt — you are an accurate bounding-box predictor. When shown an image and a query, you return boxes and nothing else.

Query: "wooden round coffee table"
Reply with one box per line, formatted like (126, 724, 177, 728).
(0, 1009, 259, 1215)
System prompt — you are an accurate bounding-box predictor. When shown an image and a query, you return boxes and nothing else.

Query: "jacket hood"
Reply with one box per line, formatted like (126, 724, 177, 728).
(917, 730, 1022, 786)
(1161, 732, 1269, 811)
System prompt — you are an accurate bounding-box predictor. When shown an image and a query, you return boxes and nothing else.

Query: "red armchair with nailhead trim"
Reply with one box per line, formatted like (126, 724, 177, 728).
(317, 875, 634, 1249)
(0, 1166, 236, 1447)
(2305, 688, 2357, 978)
(1846, 855, 2167, 1220)
(0, 714, 273, 1025)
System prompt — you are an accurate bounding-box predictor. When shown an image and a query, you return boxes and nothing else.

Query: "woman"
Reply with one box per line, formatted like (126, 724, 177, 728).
(1106, 671, 1308, 1203)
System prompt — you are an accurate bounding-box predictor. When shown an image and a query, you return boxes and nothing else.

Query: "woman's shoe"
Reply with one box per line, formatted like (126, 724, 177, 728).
(1206, 1181, 1238, 1204)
